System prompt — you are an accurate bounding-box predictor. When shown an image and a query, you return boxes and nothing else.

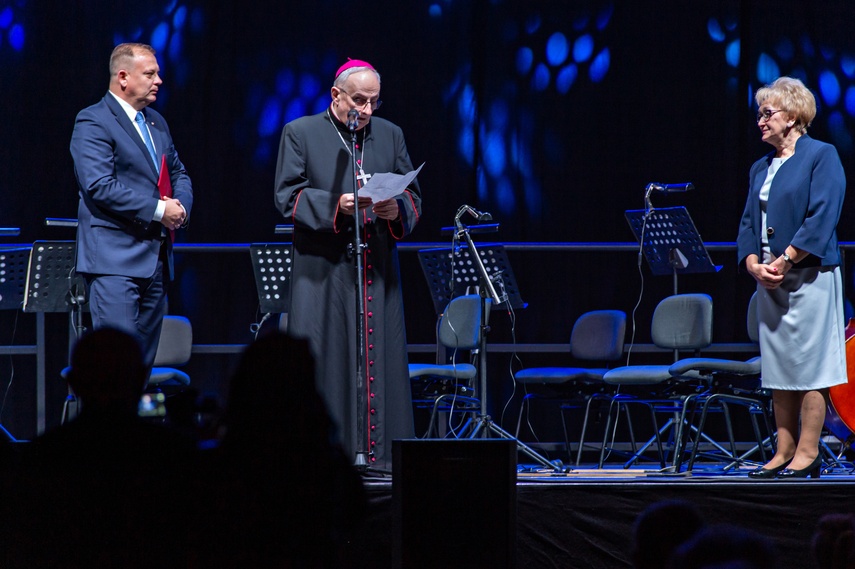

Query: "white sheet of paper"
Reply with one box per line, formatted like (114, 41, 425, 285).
(359, 162, 425, 202)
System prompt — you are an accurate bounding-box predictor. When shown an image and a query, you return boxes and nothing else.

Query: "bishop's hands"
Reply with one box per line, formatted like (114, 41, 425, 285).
(339, 193, 373, 215)
(338, 194, 400, 220)
(161, 197, 186, 231)
(372, 198, 400, 221)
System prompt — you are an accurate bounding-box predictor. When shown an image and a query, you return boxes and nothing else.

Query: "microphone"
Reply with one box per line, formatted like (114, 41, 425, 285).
(346, 109, 359, 131)
(648, 182, 695, 193)
(453, 204, 493, 230)
(462, 205, 493, 222)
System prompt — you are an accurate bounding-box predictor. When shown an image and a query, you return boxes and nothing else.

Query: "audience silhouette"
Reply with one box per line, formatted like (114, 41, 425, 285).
(667, 522, 777, 569)
(632, 499, 706, 569)
(191, 331, 367, 567)
(1, 327, 199, 568)
(812, 512, 855, 569)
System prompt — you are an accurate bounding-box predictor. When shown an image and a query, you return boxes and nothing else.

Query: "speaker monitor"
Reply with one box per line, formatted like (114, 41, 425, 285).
(392, 439, 516, 568)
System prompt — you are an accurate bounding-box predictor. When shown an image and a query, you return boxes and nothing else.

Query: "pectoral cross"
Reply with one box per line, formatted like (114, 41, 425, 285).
(357, 168, 372, 186)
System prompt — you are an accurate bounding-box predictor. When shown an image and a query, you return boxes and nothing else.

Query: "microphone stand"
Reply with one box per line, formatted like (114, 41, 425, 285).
(347, 110, 370, 470)
(453, 208, 567, 473)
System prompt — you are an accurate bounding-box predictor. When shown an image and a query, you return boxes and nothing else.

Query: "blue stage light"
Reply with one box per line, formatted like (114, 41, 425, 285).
(819, 70, 841, 106)
(284, 99, 308, 126)
(725, 40, 740, 68)
(275, 69, 294, 97)
(258, 97, 281, 137)
(0, 7, 12, 29)
(595, 4, 614, 31)
(458, 126, 475, 166)
(756, 53, 780, 84)
(845, 86, 855, 116)
(573, 34, 594, 63)
(517, 47, 534, 74)
(151, 22, 169, 53)
(546, 33, 569, 66)
(589, 48, 610, 83)
(172, 5, 187, 29)
(556, 64, 578, 94)
(707, 18, 725, 42)
(841, 55, 855, 79)
(525, 14, 541, 35)
(482, 130, 507, 178)
(827, 111, 853, 154)
(8, 23, 22, 52)
(532, 63, 550, 91)
(495, 178, 515, 215)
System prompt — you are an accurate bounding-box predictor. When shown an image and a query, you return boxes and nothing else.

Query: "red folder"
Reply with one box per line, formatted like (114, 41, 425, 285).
(157, 154, 172, 198)
(157, 154, 175, 242)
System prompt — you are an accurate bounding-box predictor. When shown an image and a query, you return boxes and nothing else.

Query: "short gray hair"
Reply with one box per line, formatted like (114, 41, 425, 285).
(334, 66, 381, 88)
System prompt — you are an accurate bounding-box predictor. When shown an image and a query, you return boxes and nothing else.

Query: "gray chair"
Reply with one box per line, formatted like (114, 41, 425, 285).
(668, 292, 775, 472)
(598, 293, 713, 470)
(60, 315, 192, 422)
(409, 294, 490, 438)
(513, 309, 627, 465)
(147, 315, 193, 391)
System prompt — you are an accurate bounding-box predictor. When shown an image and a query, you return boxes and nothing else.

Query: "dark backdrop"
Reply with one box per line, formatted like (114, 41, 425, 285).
(2, 0, 855, 438)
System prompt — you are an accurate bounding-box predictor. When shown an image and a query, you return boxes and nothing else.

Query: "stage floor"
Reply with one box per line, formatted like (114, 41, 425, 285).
(350, 457, 855, 569)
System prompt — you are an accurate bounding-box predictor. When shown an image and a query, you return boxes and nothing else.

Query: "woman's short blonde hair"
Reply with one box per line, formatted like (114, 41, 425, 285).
(755, 76, 816, 134)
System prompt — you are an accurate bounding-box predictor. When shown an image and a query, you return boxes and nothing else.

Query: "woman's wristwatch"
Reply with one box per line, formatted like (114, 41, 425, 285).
(781, 252, 794, 265)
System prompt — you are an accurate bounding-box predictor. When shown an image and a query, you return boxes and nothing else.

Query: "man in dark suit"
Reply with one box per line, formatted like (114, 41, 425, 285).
(70, 43, 193, 369)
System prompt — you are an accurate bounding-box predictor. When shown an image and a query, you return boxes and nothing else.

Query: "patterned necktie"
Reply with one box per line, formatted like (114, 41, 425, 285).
(135, 111, 159, 171)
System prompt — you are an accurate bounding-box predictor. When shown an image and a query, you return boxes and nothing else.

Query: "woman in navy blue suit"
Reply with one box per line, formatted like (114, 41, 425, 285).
(736, 77, 847, 479)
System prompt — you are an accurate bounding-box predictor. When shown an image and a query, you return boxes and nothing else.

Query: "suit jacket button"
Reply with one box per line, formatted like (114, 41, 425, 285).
(766, 227, 775, 236)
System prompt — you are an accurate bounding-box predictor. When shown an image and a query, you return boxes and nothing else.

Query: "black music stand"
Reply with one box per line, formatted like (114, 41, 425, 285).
(417, 244, 527, 315)
(249, 244, 292, 315)
(0, 247, 30, 311)
(0, 245, 29, 441)
(22, 241, 78, 314)
(625, 207, 720, 293)
(418, 233, 565, 472)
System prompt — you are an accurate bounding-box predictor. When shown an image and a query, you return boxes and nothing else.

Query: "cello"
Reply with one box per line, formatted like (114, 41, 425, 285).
(825, 318, 855, 444)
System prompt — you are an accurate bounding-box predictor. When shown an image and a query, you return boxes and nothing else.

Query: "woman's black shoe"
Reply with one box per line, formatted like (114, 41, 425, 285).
(777, 454, 822, 479)
(747, 458, 793, 479)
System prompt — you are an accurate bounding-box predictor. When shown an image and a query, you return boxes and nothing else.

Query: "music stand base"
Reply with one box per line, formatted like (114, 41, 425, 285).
(468, 415, 569, 473)
(0, 423, 17, 443)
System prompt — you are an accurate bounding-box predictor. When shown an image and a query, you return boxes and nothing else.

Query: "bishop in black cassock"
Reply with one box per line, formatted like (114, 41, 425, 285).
(274, 59, 422, 470)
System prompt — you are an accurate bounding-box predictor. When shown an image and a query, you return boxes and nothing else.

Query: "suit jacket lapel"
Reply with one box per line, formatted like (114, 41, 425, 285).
(103, 94, 159, 178)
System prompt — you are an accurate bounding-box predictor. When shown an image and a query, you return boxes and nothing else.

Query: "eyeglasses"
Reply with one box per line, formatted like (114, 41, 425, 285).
(339, 88, 382, 111)
(756, 109, 785, 123)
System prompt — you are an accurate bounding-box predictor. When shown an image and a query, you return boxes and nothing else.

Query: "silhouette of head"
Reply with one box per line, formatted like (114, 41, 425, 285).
(812, 513, 855, 569)
(633, 499, 705, 569)
(67, 327, 147, 414)
(668, 523, 777, 569)
(225, 332, 333, 446)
